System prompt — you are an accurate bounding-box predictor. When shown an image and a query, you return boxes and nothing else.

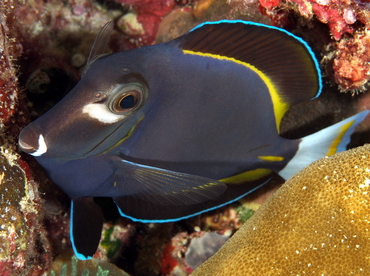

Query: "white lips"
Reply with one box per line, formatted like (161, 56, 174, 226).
(30, 134, 48, 156)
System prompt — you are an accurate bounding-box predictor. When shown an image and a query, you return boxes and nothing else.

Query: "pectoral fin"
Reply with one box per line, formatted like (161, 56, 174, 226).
(112, 159, 227, 206)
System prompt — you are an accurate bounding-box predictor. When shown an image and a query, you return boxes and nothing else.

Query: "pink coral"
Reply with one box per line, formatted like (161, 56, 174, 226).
(332, 30, 370, 91)
(112, 0, 177, 46)
(259, 0, 370, 91)
(260, 0, 360, 40)
(313, 1, 355, 39)
(259, 0, 280, 8)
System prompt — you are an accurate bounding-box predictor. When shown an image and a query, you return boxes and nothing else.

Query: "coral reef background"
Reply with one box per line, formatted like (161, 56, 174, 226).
(1, 0, 370, 275)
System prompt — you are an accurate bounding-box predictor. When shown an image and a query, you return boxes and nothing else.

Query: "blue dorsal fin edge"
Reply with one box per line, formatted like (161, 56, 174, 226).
(175, 20, 323, 105)
(172, 20, 323, 133)
(187, 19, 322, 99)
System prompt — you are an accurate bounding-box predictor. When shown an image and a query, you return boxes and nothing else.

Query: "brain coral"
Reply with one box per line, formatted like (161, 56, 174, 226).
(191, 144, 370, 275)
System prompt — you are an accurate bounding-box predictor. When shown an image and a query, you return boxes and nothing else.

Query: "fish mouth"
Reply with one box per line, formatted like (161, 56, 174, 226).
(18, 125, 48, 157)
(18, 138, 36, 153)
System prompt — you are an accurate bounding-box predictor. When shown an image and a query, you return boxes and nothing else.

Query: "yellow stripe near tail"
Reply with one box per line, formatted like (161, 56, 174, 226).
(327, 120, 354, 156)
(220, 168, 272, 185)
(258, 156, 285, 162)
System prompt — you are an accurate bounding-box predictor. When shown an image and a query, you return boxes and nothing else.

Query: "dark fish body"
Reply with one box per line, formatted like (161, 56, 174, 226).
(18, 20, 369, 259)
(38, 44, 297, 198)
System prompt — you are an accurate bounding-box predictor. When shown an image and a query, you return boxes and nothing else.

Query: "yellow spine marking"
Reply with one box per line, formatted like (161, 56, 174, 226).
(258, 156, 285, 162)
(102, 117, 144, 155)
(219, 168, 271, 185)
(327, 120, 354, 156)
(183, 50, 288, 133)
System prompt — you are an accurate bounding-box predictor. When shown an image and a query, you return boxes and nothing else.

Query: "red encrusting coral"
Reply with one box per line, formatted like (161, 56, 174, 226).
(259, 0, 370, 92)
(0, 2, 55, 275)
(310, 0, 354, 40)
(331, 30, 370, 91)
(160, 241, 177, 275)
(259, 0, 280, 9)
(260, 0, 360, 40)
(112, 0, 177, 47)
(0, 25, 23, 132)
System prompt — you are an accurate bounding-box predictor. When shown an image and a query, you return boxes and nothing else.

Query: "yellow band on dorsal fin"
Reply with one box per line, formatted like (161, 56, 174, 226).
(183, 50, 288, 133)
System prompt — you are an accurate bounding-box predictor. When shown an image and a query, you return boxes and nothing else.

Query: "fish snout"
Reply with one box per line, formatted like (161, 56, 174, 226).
(18, 125, 48, 157)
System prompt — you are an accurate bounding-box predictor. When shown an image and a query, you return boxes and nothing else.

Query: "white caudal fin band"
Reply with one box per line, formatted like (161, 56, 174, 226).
(278, 110, 370, 180)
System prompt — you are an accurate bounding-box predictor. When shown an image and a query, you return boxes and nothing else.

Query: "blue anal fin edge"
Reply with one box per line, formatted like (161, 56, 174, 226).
(113, 176, 272, 223)
(70, 197, 104, 260)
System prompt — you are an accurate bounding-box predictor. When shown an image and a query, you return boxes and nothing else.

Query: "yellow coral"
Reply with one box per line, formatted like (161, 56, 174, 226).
(192, 145, 370, 275)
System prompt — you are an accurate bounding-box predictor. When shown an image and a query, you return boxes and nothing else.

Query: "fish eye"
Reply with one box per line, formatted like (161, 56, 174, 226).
(114, 91, 140, 112)
(108, 83, 147, 114)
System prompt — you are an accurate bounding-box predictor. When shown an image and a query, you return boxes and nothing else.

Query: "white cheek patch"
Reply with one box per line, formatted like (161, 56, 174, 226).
(31, 134, 48, 157)
(82, 103, 125, 124)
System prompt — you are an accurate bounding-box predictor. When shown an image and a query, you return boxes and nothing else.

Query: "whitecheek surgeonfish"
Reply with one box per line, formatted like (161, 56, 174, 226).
(18, 20, 369, 260)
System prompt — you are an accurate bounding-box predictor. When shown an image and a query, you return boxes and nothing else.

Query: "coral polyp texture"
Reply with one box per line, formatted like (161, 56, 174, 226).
(260, 0, 365, 40)
(191, 144, 370, 275)
(115, 0, 176, 47)
(331, 30, 370, 92)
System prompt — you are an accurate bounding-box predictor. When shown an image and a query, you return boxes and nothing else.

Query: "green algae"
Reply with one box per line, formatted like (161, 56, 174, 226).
(101, 226, 124, 260)
(235, 205, 255, 224)
(47, 250, 129, 276)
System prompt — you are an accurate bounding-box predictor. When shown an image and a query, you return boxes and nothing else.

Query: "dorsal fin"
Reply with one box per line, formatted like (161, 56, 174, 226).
(172, 20, 322, 132)
(83, 21, 114, 74)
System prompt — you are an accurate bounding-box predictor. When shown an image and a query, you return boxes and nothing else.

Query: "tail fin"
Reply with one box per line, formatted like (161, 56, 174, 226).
(278, 110, 369, 180)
